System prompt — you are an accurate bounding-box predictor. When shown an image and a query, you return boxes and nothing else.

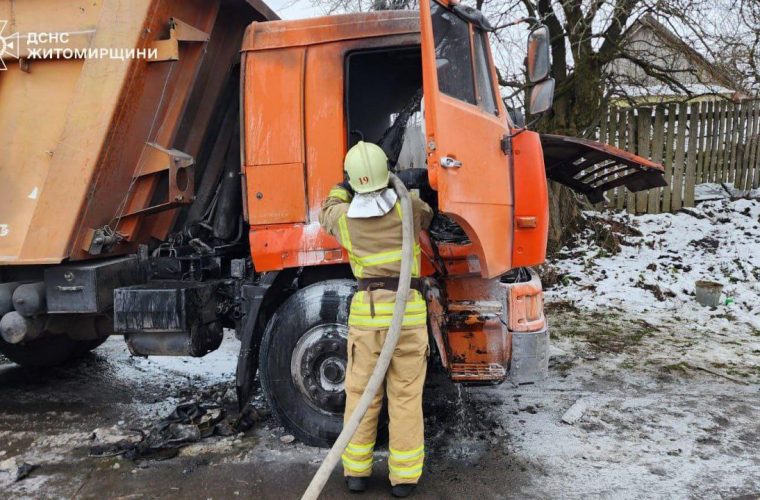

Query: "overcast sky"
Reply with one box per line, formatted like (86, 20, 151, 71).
(265, 0, 324, 19)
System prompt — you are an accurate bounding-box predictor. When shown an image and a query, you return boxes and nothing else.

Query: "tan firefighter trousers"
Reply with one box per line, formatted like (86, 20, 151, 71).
(342, 324, 428, 485)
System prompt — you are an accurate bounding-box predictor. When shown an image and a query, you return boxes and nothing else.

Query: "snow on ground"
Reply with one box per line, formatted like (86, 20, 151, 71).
(549, 197, 760, 326)
(545, 196, 760, 382)
(2, 197, 760, 498)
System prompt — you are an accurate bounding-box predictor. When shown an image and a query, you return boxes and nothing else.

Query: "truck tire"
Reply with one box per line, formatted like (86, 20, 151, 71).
(259, 279, 355, 447)
(0, 336, 107, 368)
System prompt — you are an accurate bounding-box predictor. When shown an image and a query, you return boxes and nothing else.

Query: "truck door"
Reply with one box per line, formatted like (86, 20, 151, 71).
(420, 0, 513, 279)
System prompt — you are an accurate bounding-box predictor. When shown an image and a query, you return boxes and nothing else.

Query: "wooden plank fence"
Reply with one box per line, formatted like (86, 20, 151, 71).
(595, 98, 760, 213)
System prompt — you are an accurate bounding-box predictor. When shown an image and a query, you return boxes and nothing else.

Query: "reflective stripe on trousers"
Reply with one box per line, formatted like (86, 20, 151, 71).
(343, 325, 428, 485)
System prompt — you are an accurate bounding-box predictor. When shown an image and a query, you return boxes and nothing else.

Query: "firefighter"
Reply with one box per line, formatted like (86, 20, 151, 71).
(319, 141, 434, 497)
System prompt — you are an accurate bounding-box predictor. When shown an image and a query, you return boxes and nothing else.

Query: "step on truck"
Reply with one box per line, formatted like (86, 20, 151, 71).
(0, 0, 665, 445)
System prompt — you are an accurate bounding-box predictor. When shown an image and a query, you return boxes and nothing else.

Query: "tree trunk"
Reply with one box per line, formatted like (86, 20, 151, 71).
(547, 183, 584, 253)
(539, 61, 603, 253)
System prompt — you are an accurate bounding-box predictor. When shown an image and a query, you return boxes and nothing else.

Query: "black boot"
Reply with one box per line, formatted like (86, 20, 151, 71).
(346, 476, 368, 493)
(391, 484, 416, 497)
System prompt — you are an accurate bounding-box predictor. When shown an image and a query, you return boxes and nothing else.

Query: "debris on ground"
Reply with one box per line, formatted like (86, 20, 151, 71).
(0, 457, 37, 482)
(561, 399, 588, 425)
(694, 182, 760, 202)
(279, 434, 295, 444)
(89, 401, 265, 461)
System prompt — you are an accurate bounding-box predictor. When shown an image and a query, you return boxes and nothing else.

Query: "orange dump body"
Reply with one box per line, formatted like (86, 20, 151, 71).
(0, 0, 275, 265)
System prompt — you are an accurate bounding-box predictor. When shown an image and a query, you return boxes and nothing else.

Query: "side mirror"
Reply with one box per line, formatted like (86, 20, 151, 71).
(527, 25, 551, 83)
(529, 78, 555, 115)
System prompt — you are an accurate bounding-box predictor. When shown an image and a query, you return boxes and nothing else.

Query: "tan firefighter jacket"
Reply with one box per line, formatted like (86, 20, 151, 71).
(319, 185, 434, 329)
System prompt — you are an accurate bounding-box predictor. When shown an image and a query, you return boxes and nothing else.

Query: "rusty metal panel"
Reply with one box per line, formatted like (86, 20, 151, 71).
(246, 163, 307, 225)
(0, 0, 275, 265)
(244, 47, 305, 166)
(241, 11, 419, 52)
(0, 0, 149, 264)
(541, 134, 667, 204)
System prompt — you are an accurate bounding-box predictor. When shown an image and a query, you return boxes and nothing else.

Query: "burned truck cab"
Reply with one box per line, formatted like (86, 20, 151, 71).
(241, 3, 664, 445)
(240, 1, 550, 440)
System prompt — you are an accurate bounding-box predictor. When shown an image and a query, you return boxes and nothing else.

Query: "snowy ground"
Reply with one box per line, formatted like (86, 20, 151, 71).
(545, 196, 760, 383)
(0, 198, 759, 499)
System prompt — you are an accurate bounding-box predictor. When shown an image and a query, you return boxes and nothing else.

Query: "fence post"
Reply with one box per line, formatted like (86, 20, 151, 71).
(649, 106, 666, 214)
(684, 102, 699, 207)
(696, 101, 708, 183)
(740, 100, 759, 191)
(716, 100, 728, 182)
(708, 100, 721, 183)
(617, 108, 631, 210)
(662, 103, 677, 212)
(700, 101, 715, 184)
(606, 108, 620, 207)
(626, 109, 638, 212)
(672, 103, 688, 211)
(750, 100, 760, 189)
(636, 108, 652, 213)
(733, 100, 748, 188)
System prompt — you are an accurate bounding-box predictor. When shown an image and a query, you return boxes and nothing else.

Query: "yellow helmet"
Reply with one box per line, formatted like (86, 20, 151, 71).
(344, 141, 389, 194)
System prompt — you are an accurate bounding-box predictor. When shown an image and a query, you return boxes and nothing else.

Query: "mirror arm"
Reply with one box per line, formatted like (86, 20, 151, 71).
(506, 113, 544, 141)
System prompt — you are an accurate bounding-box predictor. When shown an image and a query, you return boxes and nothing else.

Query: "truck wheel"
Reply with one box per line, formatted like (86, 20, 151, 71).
(0, 336, 107, 368)
(259, 279, 355, 447)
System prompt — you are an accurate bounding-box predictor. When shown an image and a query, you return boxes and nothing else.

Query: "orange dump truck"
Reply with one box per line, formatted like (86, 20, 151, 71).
(0, 0, 664, 445)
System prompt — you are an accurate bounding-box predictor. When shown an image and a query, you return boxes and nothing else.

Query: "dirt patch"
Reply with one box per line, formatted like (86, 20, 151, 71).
(576, 213, 644, 255)
(689, 236, 721, 252)
(550, 309, 659, 353)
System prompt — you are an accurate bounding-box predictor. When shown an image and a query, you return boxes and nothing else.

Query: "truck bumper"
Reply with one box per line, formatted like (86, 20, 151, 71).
(509, 327, 549, 384)
(427, 268, 549, 385)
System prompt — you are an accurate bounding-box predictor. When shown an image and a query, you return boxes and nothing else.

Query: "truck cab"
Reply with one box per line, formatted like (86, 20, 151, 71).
(240, 6, 551, 445)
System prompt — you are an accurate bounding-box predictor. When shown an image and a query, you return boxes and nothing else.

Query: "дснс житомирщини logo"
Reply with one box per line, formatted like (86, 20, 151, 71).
(0, 20, 20, 71)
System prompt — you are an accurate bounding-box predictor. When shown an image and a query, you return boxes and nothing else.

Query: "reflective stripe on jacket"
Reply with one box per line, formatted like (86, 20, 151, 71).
(319, 185, 434, 329)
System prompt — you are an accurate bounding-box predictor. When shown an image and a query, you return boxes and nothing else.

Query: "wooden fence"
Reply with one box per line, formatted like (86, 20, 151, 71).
(596, 99, 760, 213)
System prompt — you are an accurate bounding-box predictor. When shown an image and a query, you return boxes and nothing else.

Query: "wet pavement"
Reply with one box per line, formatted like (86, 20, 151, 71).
(1, 309, 759, 499)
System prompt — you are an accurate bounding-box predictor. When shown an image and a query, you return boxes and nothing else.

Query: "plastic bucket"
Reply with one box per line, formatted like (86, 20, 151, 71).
(695, 281, 723, 307)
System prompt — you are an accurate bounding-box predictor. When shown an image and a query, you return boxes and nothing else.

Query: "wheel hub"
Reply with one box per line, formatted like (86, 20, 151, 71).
(291, 323, 348, 415)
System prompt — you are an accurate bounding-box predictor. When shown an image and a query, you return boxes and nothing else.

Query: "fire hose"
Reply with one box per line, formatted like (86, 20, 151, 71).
(301, 173, 415, 500)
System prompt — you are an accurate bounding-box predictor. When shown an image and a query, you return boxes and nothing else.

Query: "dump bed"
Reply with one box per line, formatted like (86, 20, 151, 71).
(0, 0, 275, 265)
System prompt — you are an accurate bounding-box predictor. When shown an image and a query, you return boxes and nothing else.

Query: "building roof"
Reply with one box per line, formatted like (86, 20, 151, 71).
(625, 15, 748, 97)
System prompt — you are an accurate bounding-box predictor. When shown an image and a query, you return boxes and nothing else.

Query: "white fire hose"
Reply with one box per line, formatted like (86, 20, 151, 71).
(301, 174, 415, 500)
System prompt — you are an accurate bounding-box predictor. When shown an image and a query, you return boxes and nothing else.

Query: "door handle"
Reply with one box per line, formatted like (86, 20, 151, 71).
(440, 156, 462, 168)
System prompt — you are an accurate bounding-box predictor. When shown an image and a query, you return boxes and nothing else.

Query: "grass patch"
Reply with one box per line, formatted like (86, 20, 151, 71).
(549, 310, 659, 353)
(661, 361, 691, 374)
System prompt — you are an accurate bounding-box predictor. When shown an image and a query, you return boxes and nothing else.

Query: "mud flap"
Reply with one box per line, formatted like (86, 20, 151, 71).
(541, 134, 666, 204)
(235, 272, 279, 408)
(509, 328, 549, 384)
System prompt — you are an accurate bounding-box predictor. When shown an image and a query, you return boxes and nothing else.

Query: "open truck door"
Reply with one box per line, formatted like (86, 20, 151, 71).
(420, 0, 513, 278)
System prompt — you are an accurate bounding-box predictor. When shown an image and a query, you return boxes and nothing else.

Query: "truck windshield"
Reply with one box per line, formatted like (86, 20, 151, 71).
(431, 2, 498, 115)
